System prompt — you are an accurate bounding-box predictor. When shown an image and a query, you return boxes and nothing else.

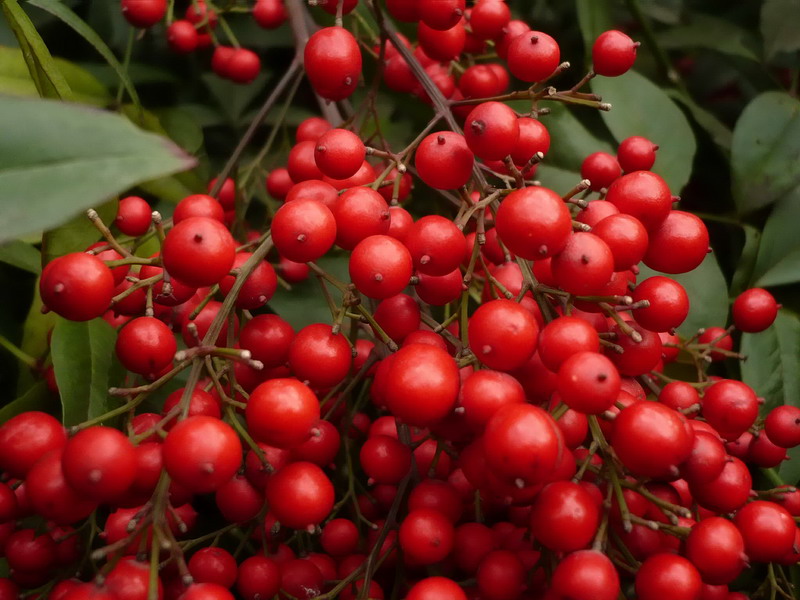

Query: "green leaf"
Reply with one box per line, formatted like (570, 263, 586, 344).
(41, 199, 117, 266)
(0, 240, 40, 274)
(638, 253, 728, 336)
(592, 70, 697, 193)
(730, 224, 762, 296)
(575, 0, 614, 58)
(0, 382, 52, 422)
(51, 318, 117, 427)
(666, 89, 732, 154)
(544, 103, 614, 172)
(731, 92, 800, 214)
(202, 71, 269, 126)
(0, 94, 196, 244)
(26, 0, 140, 109)
(16, 277, 56, 394)
(761, 0, 800, 62)
(0, 46, 110, 105)
(657, 13, 760, 61)
(741, 309, 800, 415)
(750, 187, 800, 287)
(534, 164, 583, 195)
(269, 254, 350, 330)
(154, 107, 204, 155)
(1, 0, 71, 99)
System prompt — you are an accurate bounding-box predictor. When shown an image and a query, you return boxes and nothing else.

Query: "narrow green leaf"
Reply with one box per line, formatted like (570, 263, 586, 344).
(0, 382, 52, 422)
(154, 107, 204, 154)
(750, 187, 800, 287)
(592, 71, 697, 193)
(741, 309, 800, 414)
(0, 240, 40, 274)
(761, 0, 800, 61)
(657, 12, 760, 61)
(0, 94, 196, 244)
(1, 0, 72, 99)
(731, 92, 800, 215)
(26, 0, 140, 108)
(0, 46, 110, 105)
(51, 318, 117, 427)
(16, 277, 56, 395)
(535, 165, 584, 196)
(638, 253, 728, 336)
(41, 199, 117, 267)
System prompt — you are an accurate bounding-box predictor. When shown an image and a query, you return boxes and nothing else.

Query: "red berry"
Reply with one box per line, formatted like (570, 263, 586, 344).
(162, 217, 236, 287)
(415, 132, 474, 190)
(464, 102, 520, 161)
(121, 0, 167, 28)
(581, 152, 622, 191)
(419, 0, 464, 30)
(271, 198, 337, 263)
(167, 20, 199, 53)
(593, 30, 638, 77)
(631, 276, 690, 332)
(41, 252, 115, 321)
(644, 210, 710, 274)
(469, 0, 511, 40)
(162, 416, 242, 493)
(314, 129, 366, 180)
(226, 48, 261, 84)
(592, 213, 649, 271)
(399, 508, 455, 564)
(266, 461, 334, 530)
(550, 550, 619, 600)
(495, 186, 572, 259)
(236, 556, 281, 600)
(115, 196, 152, 236)
(551, 232, 615, 296)
(332, 186, 391, 250)
(304, 27, 362, 100)
(116, 316, 176, 377)
(734, 500, 796, 563)
(635, 553, 702, 600)
(557, 351, 621, 415)
(507, 31, 560, 83)
(247, 378, 320, 448)
(296, 117, 332, 143)
(62, 426, 137, 502)
(732, 287, 778, 332)
(253, 0, 287, 29)
(188, 548, 238, 588)
(617, 135, 658, 172)
(685, 517, 747, 585)
(605, 171, 672, 231)
(349, 235, 413, 299)
(702, 379, 759, 441)
(469, 299, 539, 371)
(765, 405, 800, 448)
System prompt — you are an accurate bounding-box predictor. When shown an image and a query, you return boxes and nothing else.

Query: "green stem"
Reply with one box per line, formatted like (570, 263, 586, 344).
(116, 28, 135, 106)
(0, 333, 38, 369)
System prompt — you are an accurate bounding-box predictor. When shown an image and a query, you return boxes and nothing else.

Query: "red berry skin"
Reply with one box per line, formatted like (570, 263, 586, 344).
(318, 0, 358, 16)
(304, 27, 362, 100)
(464, 102, 520, 161)
(593, 30, 638, 77)
(419, 0, 464, 30)
(239, 314, 294, 368)
(253, 0, 287, 29)
(121, 0, 167, 28)
(511, 117, 550, 166)
(581, 152, 622, 192)
(631, 276, 690, 332)
(470, 0, 511, 40)
(734, 500, 796, 563)
(618, 135, 658, 172)
(115, 196, 152, 236)
(495, 186, 572, 259)
(468, 299, 539, 372)
(188, 548, 238, 588)
(181, 584, 234, 600)
(386, 0, 420, 22)
(296, 117, 332, 143)
(227, 48, 261, 84)
(266, 461, 334, 530)
(61, 426, 137, 502)
(25, 449, 98, 524)
(685, 517, 747, 585)
(332, 186, 391, 250)
(406, 577, 466, 600)
(399, 508, 455, 565)
(732, 287, 778, 332)
(418, 21, 466, 62)
(557, 351, 621, 415)
(530, 481, 600, 552)
(236, 556, 282, 600)
(41, 252, 115, 321)
(167, 20, 199, 53)
(384, 343, 460, 428)
(404, 215, 467, 276)
(349, 235, 413, 299)
(211, 46, 235, 79)
(643, 210, 710, 274)
(550, 550, 620, 600)
(162, 416, 242, 493)
(701, 379, 759, 441)
(483, 403, 562, 485)
(115, 316, 177, 377)
(538, 316, 600, 372)
(507, 31, 560, 83)
(271, 198, 337, 263)
(611, 401, 693, 479)
(606, 322, 663, 376)
(605, 171, 672, 231)
(288, 323, 352, 389)
(314, 129, 366, 180)
(689, 456, 752, 514)
(551, 232, 615, 296)
(246, 378, 320, 449)
(592, 213, 649, 271)
(765, 405, 800, 448)
(635, 553, 702, 600)
(0, 411, 67, 479)
(162, 217, 236, 287)
(415, 132, 474, 190)
(4, 528, 56, 573)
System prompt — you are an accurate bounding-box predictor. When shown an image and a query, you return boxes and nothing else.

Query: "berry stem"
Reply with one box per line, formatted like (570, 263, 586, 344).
(0, 333, 38, 369)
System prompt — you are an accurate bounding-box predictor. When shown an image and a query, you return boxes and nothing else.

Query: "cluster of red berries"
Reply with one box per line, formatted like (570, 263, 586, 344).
(2, 2, 796, 600)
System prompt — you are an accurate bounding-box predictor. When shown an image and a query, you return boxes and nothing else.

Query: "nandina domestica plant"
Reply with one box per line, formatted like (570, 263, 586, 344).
(1, 1, 800, 600)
